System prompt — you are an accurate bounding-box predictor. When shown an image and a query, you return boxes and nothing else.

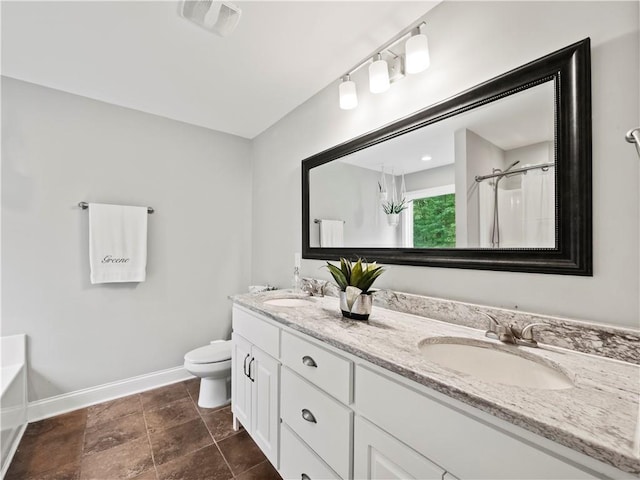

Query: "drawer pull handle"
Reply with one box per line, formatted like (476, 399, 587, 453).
(248, 357, 255, 382)
(301, 409, 317, 423)
(301, 475, 311, 480)
(243, 354, 251, 377)
(302, 355, 317, 368)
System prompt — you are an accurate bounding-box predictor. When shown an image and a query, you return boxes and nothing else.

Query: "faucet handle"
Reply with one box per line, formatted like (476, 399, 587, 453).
(512, 322, 547, 347)
(520, 322, 547, 339)
(481, 312, 516, 343)
(481, 312, 500, 338)
(305, 280, 328, 297)
(482, 312, 517, 344)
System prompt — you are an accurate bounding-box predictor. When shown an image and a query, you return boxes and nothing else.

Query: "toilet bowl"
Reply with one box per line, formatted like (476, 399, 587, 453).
(184, 340, 232, 408)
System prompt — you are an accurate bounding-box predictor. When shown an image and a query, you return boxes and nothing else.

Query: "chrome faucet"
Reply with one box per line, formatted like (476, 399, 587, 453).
(482, 313, 517, 344)
(482, 312, 546, 347)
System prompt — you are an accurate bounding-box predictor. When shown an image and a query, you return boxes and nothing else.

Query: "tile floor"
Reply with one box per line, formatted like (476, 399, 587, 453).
(6, 379, 283, 480)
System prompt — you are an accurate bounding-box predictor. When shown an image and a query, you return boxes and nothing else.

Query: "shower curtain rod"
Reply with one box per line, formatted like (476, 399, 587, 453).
(475, 162, 555, 183)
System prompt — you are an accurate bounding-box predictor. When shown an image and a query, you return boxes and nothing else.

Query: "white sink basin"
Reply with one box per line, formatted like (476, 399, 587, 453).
(263, 298, 314, 307)
(418, 339, 573, 390)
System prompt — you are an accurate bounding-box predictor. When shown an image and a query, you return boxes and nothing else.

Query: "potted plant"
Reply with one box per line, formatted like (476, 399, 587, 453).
(325, 258, 385, 320)
(382, 198, 408, 226)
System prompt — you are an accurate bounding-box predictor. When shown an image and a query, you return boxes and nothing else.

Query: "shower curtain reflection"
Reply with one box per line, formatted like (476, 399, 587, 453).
(478, 164, 555, 248)
(522, 167, 555, 247)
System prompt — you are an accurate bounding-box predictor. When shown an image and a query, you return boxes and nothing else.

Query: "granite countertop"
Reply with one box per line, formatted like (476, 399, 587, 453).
(231, 290, 640, 476)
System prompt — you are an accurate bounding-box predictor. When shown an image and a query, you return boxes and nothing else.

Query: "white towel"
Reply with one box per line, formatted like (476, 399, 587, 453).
(89, 203, 148, 284)
(319, 219, 344, 247)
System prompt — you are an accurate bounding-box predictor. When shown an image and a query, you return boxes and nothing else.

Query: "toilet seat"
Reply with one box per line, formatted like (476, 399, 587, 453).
(184, 340, 231, 364)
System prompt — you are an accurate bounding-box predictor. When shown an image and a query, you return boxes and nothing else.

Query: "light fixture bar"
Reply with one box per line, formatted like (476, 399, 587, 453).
(337, 16, 431, 110)
(340, 19, 428, 79)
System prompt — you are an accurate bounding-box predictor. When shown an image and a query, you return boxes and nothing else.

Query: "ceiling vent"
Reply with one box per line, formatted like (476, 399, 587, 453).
(180, 1, 242, 37)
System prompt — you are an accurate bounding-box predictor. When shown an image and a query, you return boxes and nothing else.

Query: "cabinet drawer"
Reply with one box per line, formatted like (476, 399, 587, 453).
(281, 330, 352, 404)
(281, 367, 352, 480)
(232, 306, 279, 358)
(280, 423, 341, 480)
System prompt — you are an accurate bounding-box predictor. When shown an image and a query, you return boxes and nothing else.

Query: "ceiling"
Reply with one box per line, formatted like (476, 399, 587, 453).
(1, 1, 438, 139)
(340, 80, 555, 175)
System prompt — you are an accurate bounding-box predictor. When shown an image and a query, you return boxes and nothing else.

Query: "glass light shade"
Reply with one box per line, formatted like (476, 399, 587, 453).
(405, 33, 430, 74)
(339, 79, 358, 110)
(369, 58, 390, 93)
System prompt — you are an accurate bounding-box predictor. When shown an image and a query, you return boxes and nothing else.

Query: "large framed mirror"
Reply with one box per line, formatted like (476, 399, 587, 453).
(302, 39, 591, 275)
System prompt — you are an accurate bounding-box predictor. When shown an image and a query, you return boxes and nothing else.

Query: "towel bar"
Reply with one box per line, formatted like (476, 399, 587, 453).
(78, 201, 154, 214)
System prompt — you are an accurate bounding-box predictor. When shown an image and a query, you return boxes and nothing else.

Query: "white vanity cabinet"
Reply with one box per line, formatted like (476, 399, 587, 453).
(231, 308, 280, 467)
(232, 304, 627, 480)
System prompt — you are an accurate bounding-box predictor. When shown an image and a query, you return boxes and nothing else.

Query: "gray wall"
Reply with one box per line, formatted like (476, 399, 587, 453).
(251, 1, 640, 328)
(404, 164, 455, 193)
(458, 129, 505, 247)
(2, 77, 253, 401)
(309, 162, 399, 248)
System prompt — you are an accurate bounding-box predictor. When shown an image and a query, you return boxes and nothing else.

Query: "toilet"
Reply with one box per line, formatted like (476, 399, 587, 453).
(184, 340, 232, 408)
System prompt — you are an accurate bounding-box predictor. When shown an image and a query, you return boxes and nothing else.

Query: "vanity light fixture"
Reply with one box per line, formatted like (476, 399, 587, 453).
(369, 53, 391, 94)
(405, 23, 430, 74)
(339, 75, 358, 110)
(336, 17, 432, 110)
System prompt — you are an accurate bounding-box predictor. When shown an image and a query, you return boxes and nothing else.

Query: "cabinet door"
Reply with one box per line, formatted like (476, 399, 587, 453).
(231, 333, 252, 430)
(354, 416, 445, 480)
(280, 423, 341, 480)
(251, 345, 280, 467)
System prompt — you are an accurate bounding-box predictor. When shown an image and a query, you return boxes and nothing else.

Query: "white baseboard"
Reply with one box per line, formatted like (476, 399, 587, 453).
(27, 366, 195, 422)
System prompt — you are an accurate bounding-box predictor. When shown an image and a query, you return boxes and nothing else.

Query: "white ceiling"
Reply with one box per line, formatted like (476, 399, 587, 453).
(1, 1, 438, 139)
(340, 80, 555, 175)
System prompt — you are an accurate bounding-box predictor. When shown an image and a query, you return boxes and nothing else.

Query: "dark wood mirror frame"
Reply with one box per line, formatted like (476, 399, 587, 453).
(302, 38, 592, 275)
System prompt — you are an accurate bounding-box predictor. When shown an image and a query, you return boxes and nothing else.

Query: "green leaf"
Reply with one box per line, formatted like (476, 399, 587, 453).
(382, 198, 409, 214)
(350, 258, 364, 288)
(326, 262, 347, 291)
(358, 265, 385, 292)
(340, 257, 351, 279)
(328, 257, 384, 293)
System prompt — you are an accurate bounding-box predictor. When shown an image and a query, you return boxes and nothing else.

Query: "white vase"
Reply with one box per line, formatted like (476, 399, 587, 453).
(339, 291, 373, 321)
(386, 213, 400, 227)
